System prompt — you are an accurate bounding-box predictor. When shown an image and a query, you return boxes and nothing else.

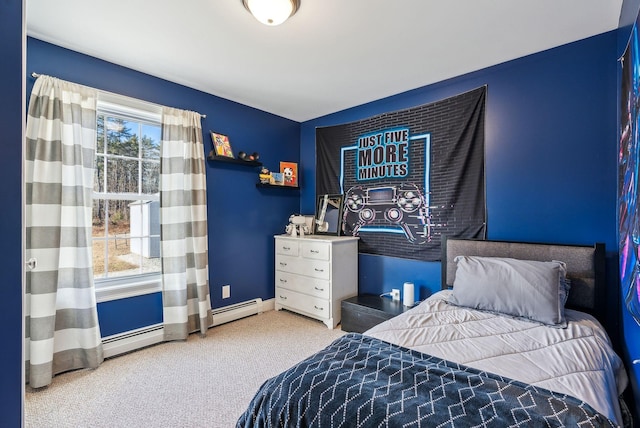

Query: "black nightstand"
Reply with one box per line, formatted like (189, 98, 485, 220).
(341, 294, 413, 333)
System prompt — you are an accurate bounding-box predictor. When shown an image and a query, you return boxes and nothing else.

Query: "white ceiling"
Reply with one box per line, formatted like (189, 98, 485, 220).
(26, 0, 623, 122)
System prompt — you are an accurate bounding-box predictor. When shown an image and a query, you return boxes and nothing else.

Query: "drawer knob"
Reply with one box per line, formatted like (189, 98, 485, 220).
(282, 246, 290, 250)
(279, 295, 288, 300)
(310, 249, 319, 254)
(280, 279, 287, 283)
(279, 262, 287, 267)
(314, 305, 324, 311)
(314, 286, 324, 291)
(314, 268, 324, 272)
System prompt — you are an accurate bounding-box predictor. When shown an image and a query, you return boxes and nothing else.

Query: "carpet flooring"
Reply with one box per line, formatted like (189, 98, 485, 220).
(25, 309, 346, 427)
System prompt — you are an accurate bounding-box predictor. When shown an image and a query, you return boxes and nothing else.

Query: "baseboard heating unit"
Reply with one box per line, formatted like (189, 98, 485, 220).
(102, 323, 164, 359)
(211, 298, 263, 327)
(101, 298, 265, 358)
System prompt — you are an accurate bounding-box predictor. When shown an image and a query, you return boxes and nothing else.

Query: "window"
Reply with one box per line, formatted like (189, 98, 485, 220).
(93, 94, 163, 301)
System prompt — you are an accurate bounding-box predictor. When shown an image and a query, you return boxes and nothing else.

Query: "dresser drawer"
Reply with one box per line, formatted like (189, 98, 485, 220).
(274, 234, 359, 329)
(275, 271, 331, 299)
(275, 239, 299, 257)
(276, 288, 330, 319)
(275, 254, 330, 280)
(300, 241, 329, 261)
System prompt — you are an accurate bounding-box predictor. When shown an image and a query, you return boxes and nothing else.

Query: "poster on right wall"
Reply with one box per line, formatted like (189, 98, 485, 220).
(619, 22, 640, 326)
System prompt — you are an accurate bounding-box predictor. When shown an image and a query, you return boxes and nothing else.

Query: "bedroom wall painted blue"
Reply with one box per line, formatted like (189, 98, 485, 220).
(96, 294, 163, 338)
(0, 1, 24, 426)
(301, 31, 619, 300)
(26, 37, 301, 335)
(7, 7, 635, 423)
(302, 28, 639, 410)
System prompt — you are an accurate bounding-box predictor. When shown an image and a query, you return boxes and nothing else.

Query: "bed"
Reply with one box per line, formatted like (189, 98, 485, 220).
(237, 238, 629, 427)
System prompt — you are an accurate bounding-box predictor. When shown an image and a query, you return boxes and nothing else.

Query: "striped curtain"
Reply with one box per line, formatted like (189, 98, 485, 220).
(160, 107, 212, 340)
(25, 76, 103, 388)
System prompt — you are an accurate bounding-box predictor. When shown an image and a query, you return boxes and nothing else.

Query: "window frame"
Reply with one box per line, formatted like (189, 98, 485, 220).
(93, 93, 163, 303)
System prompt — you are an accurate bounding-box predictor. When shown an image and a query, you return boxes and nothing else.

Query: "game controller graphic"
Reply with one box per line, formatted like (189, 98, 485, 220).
(342, 183, 432, 242)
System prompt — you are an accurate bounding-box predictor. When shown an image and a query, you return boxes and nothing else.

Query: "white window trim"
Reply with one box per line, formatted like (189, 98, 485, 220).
(95, 273, 162, 303)
(93, 192, 159, 201)
(94, 91, 163, 301)
(97, 92, 162, 124)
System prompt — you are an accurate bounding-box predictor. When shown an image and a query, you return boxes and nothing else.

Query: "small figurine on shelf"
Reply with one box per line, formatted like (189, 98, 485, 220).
(259, 167, 271, 184)
(238, 151, 260, 162)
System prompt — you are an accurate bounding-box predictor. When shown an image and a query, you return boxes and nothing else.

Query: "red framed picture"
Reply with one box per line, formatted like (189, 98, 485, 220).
(280, 161, 298, 187)
(211, 131, 234, 158)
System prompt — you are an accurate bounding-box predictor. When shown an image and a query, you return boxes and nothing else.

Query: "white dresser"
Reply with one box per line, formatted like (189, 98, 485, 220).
(274, 234, 359, 329)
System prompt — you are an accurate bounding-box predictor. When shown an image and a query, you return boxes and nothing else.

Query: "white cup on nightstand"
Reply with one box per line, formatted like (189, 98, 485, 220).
(403, 282, 415, 307)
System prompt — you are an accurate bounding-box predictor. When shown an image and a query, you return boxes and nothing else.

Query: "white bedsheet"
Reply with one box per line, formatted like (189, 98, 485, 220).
(365, 290, 628, 426)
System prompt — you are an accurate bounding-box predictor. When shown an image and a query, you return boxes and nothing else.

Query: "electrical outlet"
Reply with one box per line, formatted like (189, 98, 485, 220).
(222, 285, 230, 299)
(391, 288, 400, 301)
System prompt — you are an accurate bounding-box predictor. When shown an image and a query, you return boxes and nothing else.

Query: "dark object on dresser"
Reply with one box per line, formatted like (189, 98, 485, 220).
(341, 294, 413, 333)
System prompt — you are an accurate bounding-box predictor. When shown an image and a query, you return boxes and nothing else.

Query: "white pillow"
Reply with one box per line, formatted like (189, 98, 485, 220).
(448, 256, 569, 327)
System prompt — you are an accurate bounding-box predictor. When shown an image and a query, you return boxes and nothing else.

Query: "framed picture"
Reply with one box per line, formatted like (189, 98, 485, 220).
(280, 161, 298, 187)
(314, 194, 344, 235)
(210, 131, 234, 158)
(271, 172, 284, 185)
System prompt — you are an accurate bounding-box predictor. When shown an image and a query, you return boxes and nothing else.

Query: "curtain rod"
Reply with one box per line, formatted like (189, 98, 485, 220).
(30, 72, 207, 119)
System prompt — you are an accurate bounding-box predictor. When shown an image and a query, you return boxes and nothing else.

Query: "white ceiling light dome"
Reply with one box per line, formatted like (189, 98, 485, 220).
(242, 0, 300, 26)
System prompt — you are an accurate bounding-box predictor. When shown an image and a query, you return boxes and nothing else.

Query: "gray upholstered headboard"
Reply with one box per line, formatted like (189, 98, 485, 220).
(441, 237, 606, 318)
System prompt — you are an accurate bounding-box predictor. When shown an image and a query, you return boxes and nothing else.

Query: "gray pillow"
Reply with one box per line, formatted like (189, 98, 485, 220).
(448, 256, 568, 327)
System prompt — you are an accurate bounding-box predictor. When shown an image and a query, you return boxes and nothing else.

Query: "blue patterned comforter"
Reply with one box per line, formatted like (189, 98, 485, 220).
(237, 333, 615, 427)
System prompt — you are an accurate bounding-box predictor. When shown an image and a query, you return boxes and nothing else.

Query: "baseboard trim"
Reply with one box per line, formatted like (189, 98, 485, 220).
(211, 298, 263, 327)
(262, 298, 275, 312)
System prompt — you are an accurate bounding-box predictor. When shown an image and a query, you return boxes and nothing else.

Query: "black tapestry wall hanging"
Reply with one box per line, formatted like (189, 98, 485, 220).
(316, 86, 487, 261)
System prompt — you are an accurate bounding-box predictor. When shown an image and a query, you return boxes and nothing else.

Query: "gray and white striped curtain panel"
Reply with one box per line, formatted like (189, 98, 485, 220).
(160, 107, 212, 340)
(25, 76, 104, 388)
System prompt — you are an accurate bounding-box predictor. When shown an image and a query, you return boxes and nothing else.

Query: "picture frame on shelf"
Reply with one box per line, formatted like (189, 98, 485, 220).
(271, 172, 285, 185)
(280, 161, 298, 187)
(210, 131, 234, 158)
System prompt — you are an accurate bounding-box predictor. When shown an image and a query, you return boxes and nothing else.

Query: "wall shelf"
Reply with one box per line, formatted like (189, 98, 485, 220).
(256, 183, 300, 190)
(207, 151, 262, 167)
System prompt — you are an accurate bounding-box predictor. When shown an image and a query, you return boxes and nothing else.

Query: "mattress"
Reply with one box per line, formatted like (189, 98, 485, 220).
(365, 290, 628, 426)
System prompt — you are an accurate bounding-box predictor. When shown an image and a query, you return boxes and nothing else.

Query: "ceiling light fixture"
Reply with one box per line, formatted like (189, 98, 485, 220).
(242, 0, 300, 26)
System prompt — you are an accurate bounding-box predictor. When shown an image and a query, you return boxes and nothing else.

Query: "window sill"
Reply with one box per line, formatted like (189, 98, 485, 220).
(95, 274, 162, 303)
